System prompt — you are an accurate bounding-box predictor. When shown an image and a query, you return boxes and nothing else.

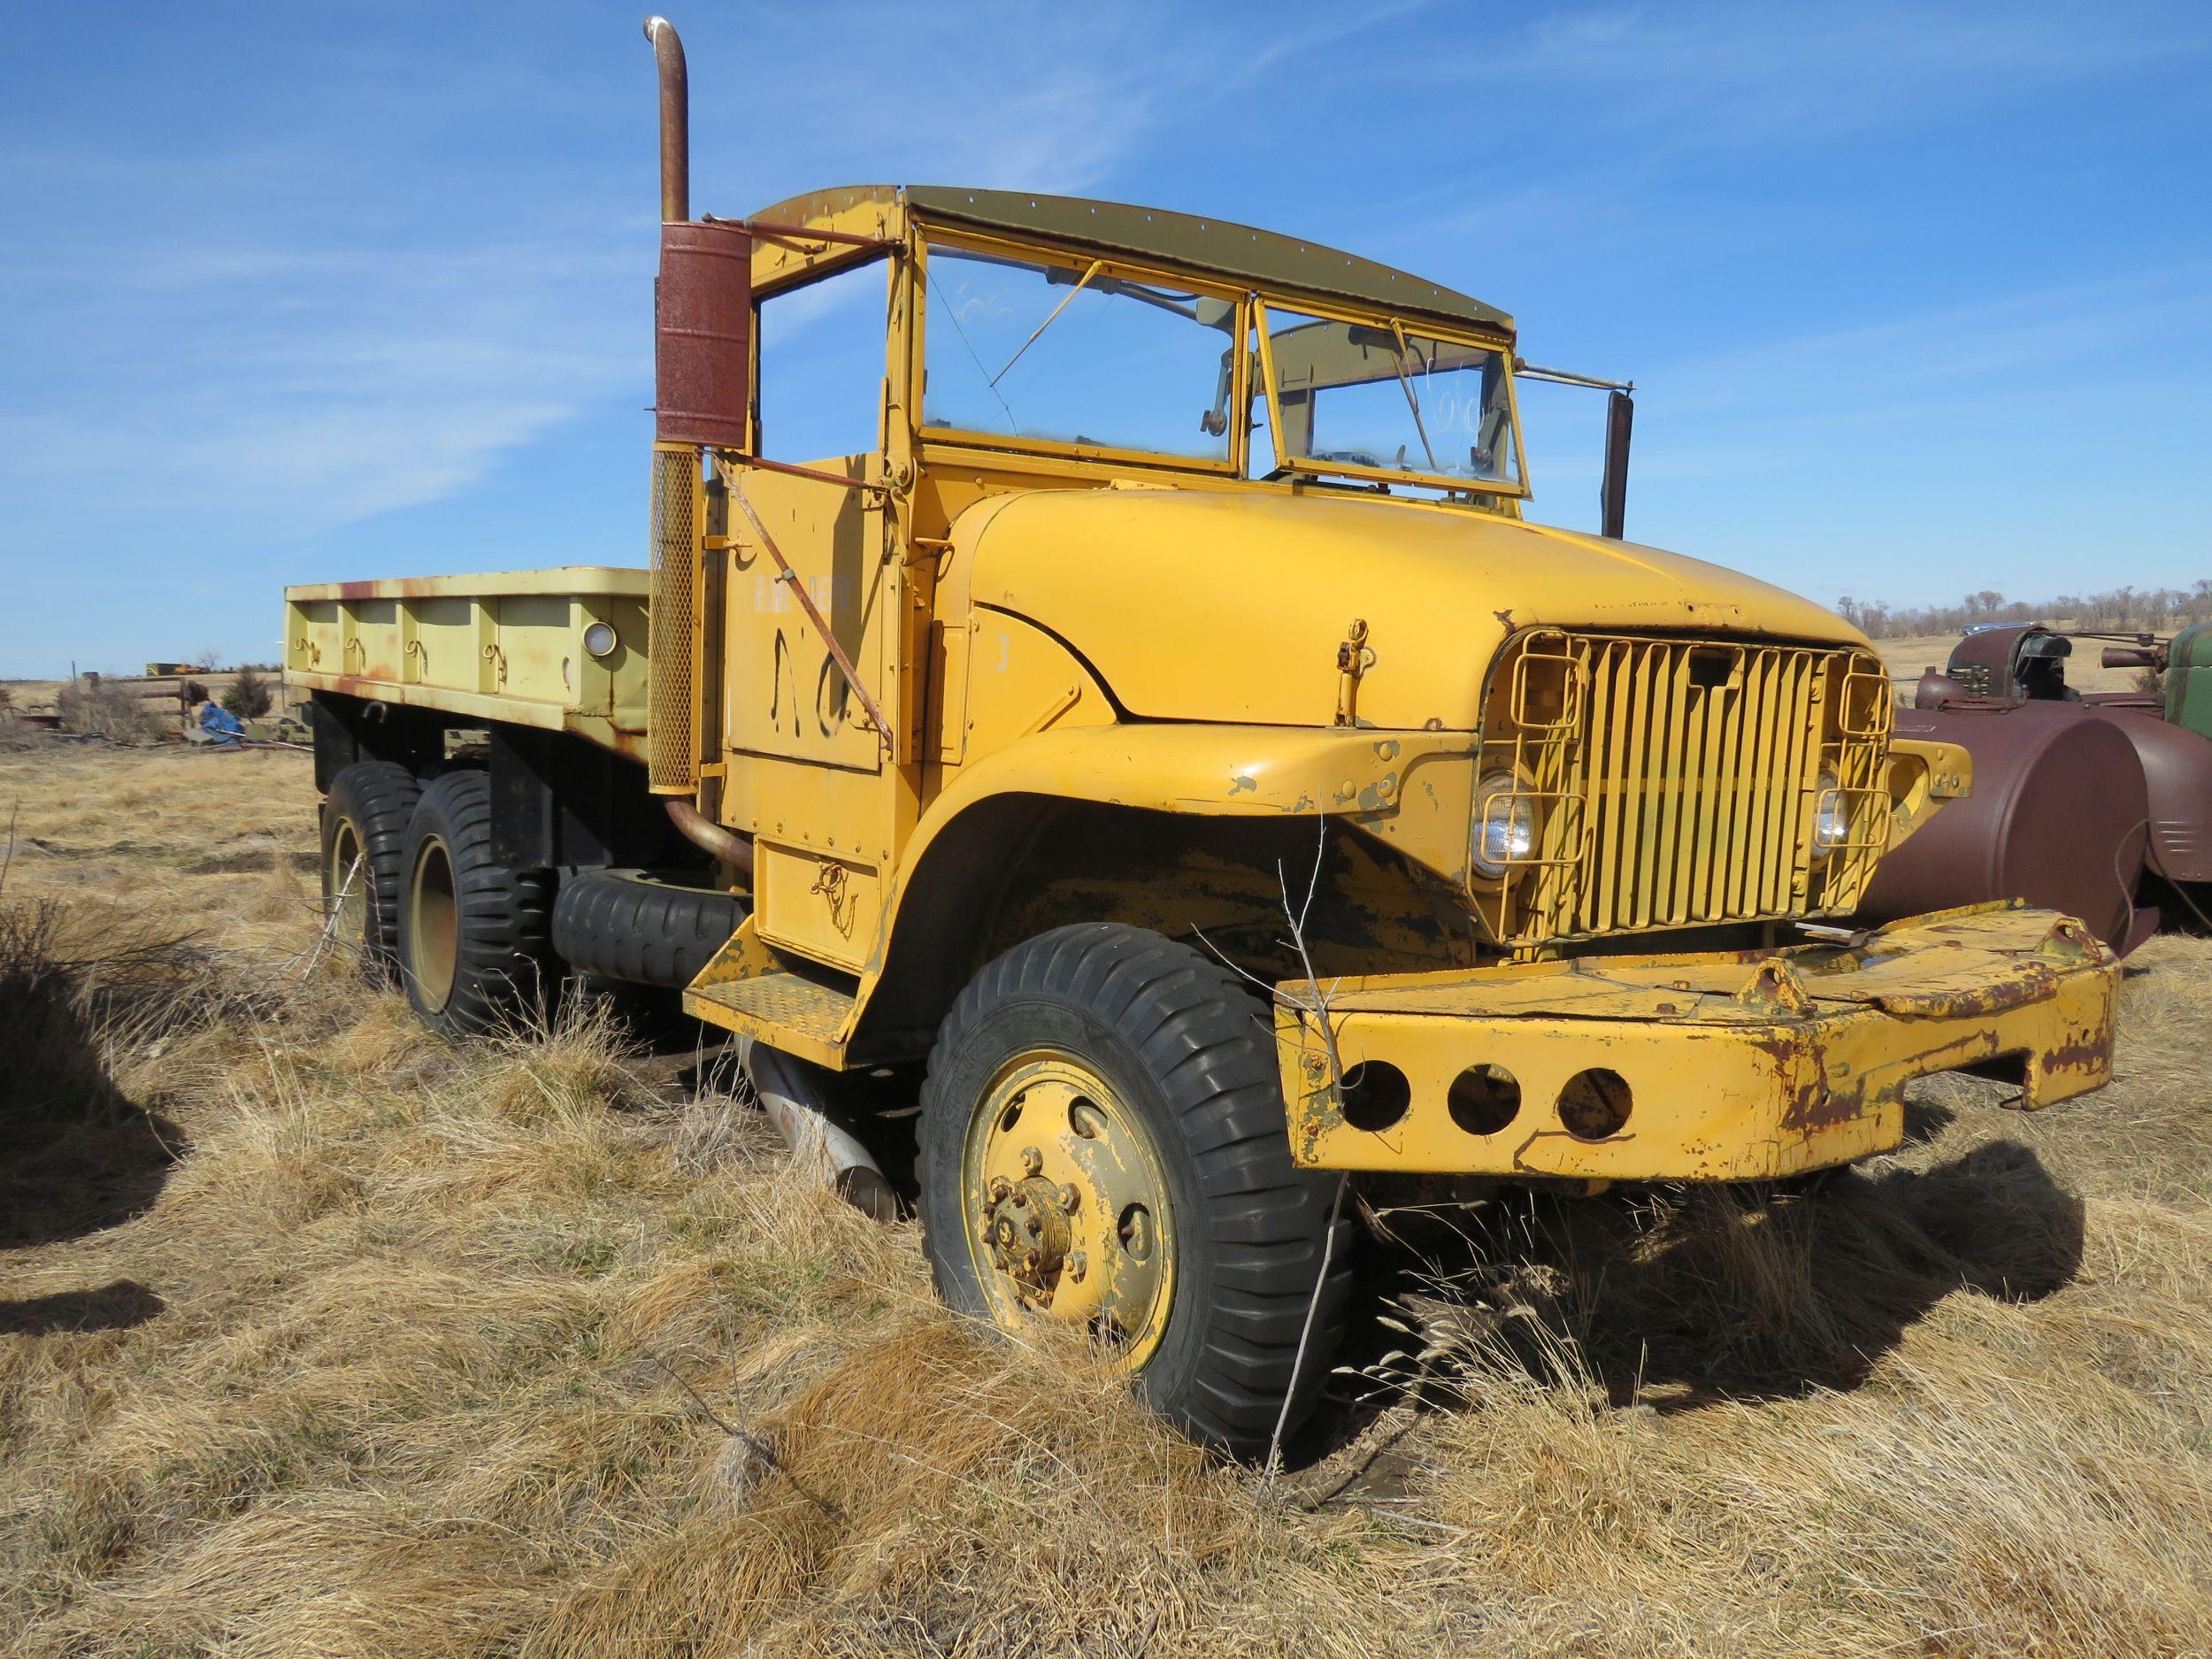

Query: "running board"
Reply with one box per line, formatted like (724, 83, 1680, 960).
(683, 915, 857, 1070)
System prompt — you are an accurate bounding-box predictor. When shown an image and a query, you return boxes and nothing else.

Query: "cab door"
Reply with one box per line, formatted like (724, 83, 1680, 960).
(714, 255, 919, 972)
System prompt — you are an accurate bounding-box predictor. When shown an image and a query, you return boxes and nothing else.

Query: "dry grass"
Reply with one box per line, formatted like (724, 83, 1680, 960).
(4, 743, 2212, 1656)
(53, 680, 173, 745)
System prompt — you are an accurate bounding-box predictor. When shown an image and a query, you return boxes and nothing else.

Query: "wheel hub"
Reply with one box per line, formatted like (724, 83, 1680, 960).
(981, 1170, 1075, 1295)
(964, 1054, 1175, 1369)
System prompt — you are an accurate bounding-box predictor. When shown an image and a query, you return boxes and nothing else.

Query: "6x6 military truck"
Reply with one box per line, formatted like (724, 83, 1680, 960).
(283, 19, 2119, 1455)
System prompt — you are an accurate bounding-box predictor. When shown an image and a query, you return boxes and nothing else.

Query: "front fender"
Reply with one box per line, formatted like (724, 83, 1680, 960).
(864, 722, 1480, 975)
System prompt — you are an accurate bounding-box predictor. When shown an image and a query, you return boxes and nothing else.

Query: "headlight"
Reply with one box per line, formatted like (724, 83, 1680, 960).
(1471, 772, 1537, 879)
(1811, 770, 1849, 856)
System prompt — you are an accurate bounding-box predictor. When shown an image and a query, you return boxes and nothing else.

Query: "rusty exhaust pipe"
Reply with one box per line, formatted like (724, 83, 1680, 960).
(643, 17, 687, 224)
(666, 798, 754, 883)
(740, 1037, 898, 1221)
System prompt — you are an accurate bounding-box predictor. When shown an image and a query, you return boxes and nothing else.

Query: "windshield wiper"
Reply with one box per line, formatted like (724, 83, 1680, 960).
(1386, 321, 1440, 472)
(988, 258, 1105, 388)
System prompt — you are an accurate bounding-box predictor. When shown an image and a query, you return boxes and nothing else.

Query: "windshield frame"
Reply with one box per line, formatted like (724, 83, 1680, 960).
(1253, 296, 1530, 501)
(914, 227, 1253, 478)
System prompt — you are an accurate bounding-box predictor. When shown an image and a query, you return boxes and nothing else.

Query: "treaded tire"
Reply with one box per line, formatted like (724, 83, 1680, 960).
(320, 761, 421, 984)
(918, 923, 1351, 1458)
(396, 770, 552, 1039)
(551, 869, 747, 989)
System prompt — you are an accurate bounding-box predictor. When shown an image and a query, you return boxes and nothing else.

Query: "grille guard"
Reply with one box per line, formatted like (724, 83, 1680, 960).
(1473, 629, 1895, 947)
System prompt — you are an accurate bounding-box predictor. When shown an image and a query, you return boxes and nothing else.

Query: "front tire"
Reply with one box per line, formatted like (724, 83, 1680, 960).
(396, 770, 552, 1038)
(918, 924, 1350, 1457)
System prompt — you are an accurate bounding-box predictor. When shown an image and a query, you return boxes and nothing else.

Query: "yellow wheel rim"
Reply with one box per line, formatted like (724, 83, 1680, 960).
(327, 817, 367, 948)
(408, 835, 459, 1012)
(961, 1049, 1178, 1371)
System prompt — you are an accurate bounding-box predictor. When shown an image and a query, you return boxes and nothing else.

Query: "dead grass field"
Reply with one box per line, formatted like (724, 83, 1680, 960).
(4, 741, 2212, 1657)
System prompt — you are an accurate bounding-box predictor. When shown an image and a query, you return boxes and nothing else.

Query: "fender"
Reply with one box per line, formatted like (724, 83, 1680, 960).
(864, 721, 1483, 979)
(1885, 735, 1972, 852)
(685, 720, 1484, 1067)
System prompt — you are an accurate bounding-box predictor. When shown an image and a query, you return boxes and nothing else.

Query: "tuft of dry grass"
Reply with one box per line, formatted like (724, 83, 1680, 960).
(4, 743, 2212, 1657)
(54, 679, 171, 745)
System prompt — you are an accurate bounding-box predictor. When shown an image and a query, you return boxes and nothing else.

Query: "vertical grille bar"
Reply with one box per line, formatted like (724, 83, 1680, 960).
(1490, 631, 1889, 945)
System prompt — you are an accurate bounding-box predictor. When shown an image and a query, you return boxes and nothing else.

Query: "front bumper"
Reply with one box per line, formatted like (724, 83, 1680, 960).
(1274, 902, 2117, 1182)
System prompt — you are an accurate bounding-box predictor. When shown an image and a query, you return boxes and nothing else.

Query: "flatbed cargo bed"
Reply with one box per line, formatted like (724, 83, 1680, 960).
(283, 567, 650, 762)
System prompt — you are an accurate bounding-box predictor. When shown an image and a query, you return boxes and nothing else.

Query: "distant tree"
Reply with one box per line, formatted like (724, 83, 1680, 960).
(222, 664, 273, 720)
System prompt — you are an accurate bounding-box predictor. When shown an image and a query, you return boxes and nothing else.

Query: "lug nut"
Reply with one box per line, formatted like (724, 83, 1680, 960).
(1020, 1146, 1042, 1177)
(1056, 1183, 1080, 1213)
(987, 1175, 1010, 1202)
(1067, 1250, 1088, 1283)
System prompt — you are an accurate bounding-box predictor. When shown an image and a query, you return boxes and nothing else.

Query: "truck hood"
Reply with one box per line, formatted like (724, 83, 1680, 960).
(959, 485, 1865, 729)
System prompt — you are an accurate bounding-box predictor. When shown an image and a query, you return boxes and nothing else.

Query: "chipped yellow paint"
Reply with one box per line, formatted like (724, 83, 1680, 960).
(1277, 902, 2117, 1180)
(964, 1049, 1177, 1370)
(283, 569, 651, 760)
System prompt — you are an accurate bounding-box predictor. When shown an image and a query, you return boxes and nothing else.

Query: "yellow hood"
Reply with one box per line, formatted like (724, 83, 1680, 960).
(962, 485, 1863, 729)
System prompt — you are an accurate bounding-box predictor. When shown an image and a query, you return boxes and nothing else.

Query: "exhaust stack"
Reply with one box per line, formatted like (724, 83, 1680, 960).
(644, 16, 688, 223)
(642, 17, 751, 795)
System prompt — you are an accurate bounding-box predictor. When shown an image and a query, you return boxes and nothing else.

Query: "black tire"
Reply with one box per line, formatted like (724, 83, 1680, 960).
(396, 770, 552, 1038)
(918, 924, 1351, 1457)
(551, 869, 747, 988)
(319, 761, 421, 983)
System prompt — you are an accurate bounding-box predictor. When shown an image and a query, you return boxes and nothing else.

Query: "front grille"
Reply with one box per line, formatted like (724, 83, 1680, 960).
(1474, 630, 1893, 947)
(647, 443, 701, 794)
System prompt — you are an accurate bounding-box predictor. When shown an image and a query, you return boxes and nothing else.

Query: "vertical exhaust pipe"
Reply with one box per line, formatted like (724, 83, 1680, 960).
(643, 17, 688, 223)
(641, 17, 750, 795)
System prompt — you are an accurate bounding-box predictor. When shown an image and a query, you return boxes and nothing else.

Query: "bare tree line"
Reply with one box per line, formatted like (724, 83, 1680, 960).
(1836, 581, 2212, 640)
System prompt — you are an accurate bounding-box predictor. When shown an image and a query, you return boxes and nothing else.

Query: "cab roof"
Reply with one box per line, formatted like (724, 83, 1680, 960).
(747, 184, 1515, 337)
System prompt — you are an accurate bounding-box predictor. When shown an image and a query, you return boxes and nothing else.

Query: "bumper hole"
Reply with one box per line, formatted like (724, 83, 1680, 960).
(1558, 1067, 1632, 1140)
(1339, 1060, 1411, 1132)
(1448, 1064, 1521, 1135)
(1960, 1051, 2029, 1088)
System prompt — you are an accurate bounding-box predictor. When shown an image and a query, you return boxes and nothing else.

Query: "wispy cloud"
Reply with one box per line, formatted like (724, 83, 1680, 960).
(1493, 2, 2210, 142)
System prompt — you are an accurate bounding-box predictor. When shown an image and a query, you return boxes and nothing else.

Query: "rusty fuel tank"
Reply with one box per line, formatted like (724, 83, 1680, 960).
(2096, 705, 2212, 885)
(1859, 700, 2153, 950)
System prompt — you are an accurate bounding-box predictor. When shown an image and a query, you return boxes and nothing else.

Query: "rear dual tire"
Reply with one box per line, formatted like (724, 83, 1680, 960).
(396, 770, 552, 1039)
(319, 761, 421, 983)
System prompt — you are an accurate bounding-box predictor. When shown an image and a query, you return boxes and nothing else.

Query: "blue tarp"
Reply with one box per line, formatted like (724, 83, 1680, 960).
(196, 703, 244, 744)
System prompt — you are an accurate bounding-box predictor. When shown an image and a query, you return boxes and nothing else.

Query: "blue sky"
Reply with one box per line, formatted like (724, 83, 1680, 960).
(1, 0, 2207, 676)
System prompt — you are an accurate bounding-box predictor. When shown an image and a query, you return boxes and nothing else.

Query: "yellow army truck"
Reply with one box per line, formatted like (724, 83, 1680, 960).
(283, 19, 2119, 1454)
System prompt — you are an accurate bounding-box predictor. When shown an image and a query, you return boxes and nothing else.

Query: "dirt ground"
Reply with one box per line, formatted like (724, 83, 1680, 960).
(4, 741, 2211, 1657)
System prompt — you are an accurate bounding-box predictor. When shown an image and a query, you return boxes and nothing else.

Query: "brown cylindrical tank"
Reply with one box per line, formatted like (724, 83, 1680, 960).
(1858, 701, 2151, 949)
(2096, 706, 2212, 884)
